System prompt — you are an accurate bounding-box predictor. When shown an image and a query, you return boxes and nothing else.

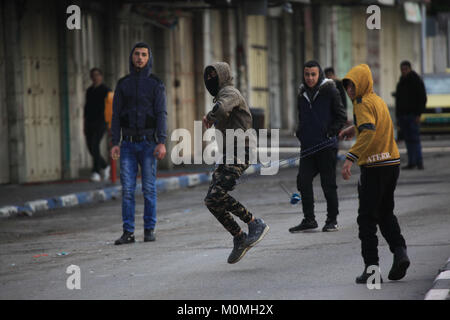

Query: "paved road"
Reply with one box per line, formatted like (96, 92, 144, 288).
(1, 143, 449, 300)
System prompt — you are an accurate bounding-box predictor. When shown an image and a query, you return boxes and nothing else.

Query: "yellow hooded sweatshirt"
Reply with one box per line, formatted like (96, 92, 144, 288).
(343, 64, 400, 167)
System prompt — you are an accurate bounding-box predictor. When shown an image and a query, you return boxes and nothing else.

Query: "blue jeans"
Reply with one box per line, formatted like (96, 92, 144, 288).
(120, 139, 157, 233)
(398, 115, 423, 166)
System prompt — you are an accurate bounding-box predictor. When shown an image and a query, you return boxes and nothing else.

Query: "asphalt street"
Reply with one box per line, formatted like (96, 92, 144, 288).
(0, 140, 449, 300)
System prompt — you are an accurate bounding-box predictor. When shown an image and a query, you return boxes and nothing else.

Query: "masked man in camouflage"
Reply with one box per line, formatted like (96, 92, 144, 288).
(203, 62, 269, 264)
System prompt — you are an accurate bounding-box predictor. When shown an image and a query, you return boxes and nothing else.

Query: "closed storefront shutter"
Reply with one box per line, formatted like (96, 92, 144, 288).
(247, 15, 269, 129)
(21, 1, 61, 182)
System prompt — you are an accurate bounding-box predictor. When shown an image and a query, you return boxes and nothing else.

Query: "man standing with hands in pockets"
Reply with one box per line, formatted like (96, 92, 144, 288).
(110, 42, 167, 245)
(340, 64, 410, 284)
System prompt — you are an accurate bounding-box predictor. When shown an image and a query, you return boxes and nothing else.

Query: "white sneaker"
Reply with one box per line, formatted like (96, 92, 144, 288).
(102, 166, 110, 181)
(90, 172, 101, 182)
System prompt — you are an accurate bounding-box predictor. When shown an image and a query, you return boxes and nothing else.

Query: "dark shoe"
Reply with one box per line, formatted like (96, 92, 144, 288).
(289, 218, 318, 233)
(356, 265, 383, 284)
(114, 231, 135, 245)
(228, 232, 250, 264)
(417, 164, 424, 170)
(247, 218, 269, 247)
(322, 220, 339, 232)
(388, 247, 410, 281)
(402, 164, 416, 170)
(144, 229, 155, 242)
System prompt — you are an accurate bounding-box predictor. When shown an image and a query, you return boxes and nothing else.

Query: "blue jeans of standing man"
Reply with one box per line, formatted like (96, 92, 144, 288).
(398, 114, 423, 167)
(120, 139, 157, 233)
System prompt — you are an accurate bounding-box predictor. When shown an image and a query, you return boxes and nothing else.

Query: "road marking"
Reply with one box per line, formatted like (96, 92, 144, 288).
(424, 257, 450, 300)
(257, 146, 450, 154)
(436, 270, 450, 280)
(424, 289, 449, 300)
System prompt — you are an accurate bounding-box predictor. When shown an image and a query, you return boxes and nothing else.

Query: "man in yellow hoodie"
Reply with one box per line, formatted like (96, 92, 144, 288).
(339, 64, 410, 284)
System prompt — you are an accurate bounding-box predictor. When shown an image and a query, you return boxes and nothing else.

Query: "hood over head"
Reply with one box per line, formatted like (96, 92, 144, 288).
(204, 62, 233, 97)
(129, 42, 153, 77)
(343, 64, 374, 98)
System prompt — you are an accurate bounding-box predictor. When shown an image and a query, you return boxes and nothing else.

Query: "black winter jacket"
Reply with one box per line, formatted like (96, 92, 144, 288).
(296, 79, 347, 153)
(111, 43, 167, 146)
(395, 71, 427, 117)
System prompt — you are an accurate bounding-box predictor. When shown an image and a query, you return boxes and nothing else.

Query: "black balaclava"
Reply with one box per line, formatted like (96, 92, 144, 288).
(204, 66, 219, 97)
(303, 60, 325, 101)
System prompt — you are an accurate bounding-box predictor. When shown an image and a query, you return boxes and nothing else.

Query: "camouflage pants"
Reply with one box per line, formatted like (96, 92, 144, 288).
(204, 163, 253, 237)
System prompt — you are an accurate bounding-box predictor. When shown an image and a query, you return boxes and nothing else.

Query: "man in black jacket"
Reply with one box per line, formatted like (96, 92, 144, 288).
(395, 61, 427, 170)
(289, 61, 347, 233)
(325, 66, 349, 164)
(84, 68, 111, 182)
(111, 43, 167, 245)
(325, 67, 348, 112)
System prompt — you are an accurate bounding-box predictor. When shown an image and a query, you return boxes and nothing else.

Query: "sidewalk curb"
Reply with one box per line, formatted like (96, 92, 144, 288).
(424, 257, 450, 300)
(0, 161, 299, 219)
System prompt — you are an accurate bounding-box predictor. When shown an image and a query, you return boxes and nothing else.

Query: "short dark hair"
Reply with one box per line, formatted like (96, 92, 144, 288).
(324, 67, 335, 74)
(134, 42, 150, 51)
(343, 79, 353, 90)
(90, 68, 103, 77)
(400, 60, 411, 68)
(304, 60, 321, 69)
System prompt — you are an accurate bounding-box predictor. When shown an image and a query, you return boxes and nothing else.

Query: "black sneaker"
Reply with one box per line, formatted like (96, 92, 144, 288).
(289, 218, 318, 233)
(247, 218, 269, 247)
(228, 232, 250, 264)
(402, 164, 416, 170)
(114, 231, 135, 245)
(417, 164, 424, 170)
(388, 247, 410, 281)
(356, 265, 383, 284)
(144, 229, 155, 242)
(322, 220, 339, 232)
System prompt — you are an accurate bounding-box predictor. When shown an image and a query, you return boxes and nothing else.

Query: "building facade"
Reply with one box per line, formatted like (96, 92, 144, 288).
(1, 0, 448, 184)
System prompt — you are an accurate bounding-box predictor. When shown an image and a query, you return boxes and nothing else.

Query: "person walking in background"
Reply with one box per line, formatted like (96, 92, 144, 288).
(340, 64, 410, 284)
(395, 60, 427, 170)
(325, 66, 350, 163)
(111, 43, 167, 245)
(84, 68, 111, 182)
(325, 66, 348, 112)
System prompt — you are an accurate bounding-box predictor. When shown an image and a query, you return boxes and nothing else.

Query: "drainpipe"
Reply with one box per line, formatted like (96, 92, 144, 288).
(58, 0, 71, 180)
(420, 2, 426, 75)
